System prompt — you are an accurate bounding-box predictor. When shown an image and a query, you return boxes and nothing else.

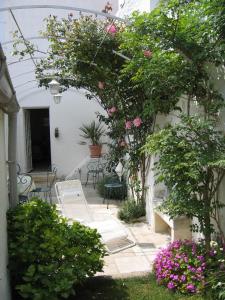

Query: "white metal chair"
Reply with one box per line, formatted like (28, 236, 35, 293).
(55, 180, 135, 253)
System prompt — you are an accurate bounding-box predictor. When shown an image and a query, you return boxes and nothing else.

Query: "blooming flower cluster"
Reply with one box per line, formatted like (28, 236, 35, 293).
(106, 24, 117, 35)
(107, 106, 117, 116)
(125, 117, 142, 129)
(153, 240, 206, 294)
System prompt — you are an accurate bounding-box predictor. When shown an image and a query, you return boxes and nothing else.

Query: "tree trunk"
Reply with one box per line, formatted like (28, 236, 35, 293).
(203, 172, 211, 253)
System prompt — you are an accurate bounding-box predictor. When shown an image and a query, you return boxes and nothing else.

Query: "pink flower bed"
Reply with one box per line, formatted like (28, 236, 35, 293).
(154, 240, 206, 294)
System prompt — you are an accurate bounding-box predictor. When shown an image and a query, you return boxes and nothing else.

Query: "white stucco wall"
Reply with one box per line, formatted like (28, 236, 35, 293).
(0, 110, 11, 300)
(17, 88, 106, 177)
(117, 0, 159, 17)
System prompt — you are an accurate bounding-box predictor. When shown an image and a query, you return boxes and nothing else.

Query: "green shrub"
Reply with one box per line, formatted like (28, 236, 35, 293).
(97, 175, 127, 200)
(207, 241, 225, 300)
(118, 199, 145, 223)
(7, 198, 105, 300)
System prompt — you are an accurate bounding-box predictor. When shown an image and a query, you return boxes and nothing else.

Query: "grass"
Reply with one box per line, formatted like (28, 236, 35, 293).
(71, 275, 209, 300)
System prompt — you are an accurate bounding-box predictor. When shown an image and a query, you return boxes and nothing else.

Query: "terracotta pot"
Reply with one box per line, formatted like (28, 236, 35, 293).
(89, 145, 102, 158)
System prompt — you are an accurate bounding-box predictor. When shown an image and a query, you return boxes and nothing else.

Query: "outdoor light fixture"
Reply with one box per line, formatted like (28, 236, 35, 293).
(115, 161, 124, 181)
(53, 93, 62, 104)
(54, 127, 59, 138)
(49, 79, 60, 95)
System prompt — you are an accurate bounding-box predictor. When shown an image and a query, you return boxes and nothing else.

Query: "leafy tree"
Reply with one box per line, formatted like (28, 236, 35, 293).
(144, 116, 225, 251)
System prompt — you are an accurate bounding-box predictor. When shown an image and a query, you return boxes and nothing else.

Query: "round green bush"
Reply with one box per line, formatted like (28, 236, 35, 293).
(7, 198, 106, 300)
(118, 199, 145, 223)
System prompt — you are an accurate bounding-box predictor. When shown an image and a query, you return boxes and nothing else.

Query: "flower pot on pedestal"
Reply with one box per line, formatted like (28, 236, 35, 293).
(89, 145, 102, 158)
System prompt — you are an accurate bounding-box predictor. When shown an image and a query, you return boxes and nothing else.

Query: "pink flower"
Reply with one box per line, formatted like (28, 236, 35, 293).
(143, 50, 152, 58)
(167, 282, 175, 289)
(110, 106, 117, 113)
(107, 106, 117, 116)
(98, 81, 105, 89)
(107, 109, 112, 116)
(133, 117, 142, 127)
(106, 24, 117, 35)
(125, 120, 132, 130)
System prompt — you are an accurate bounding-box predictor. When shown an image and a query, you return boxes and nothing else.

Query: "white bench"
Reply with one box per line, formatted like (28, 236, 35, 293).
(152, 199, 192, 241)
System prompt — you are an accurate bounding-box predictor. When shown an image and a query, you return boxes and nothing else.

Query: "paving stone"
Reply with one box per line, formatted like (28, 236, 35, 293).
(53, 183, 170, 277)
(115, 256, 151, 274)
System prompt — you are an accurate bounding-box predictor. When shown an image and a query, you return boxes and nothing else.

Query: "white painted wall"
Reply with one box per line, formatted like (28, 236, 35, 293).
(17, 88, 106, 177)
(117, 0, 159, 17)
(0, 110, 11, 300)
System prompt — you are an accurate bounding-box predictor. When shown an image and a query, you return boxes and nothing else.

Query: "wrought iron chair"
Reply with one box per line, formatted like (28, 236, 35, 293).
(85, 159, 104, 189)
(31, 167, 57, 204)
(17, 174, 33, 204)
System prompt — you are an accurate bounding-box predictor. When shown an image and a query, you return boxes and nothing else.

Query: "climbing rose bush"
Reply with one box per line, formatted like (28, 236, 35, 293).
(154, 240, 206, 294)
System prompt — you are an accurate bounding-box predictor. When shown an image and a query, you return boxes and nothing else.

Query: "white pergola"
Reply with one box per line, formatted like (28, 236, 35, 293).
(0, 4, 126, 98)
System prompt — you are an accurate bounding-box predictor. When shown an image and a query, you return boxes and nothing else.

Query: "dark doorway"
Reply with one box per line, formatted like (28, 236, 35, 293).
(29, 108, 51, 171)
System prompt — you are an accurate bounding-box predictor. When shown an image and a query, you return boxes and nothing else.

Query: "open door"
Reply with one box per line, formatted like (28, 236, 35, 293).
(28, 108, 51, 171)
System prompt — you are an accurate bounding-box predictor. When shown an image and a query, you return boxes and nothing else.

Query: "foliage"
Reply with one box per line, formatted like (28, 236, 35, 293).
(207, 241, 225, 300)
(97, 175, 127, 200)
(154, 239, 225, 296)
(144, 116, 225, 250)
(7, 198, 105, 300)
(121, 0, 225, 117)
(79, 121, 105, 145)
(118, 199, 146, 223)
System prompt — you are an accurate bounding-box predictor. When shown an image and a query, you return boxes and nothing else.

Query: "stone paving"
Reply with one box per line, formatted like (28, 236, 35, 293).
(75, 184, 170, 278)
(33, 178, 170, 278)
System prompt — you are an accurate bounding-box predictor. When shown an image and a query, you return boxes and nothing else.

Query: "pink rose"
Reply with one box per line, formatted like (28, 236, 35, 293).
(107, 106, 117, 116)
(106, 24, 117, 35)
(133, 117, 142, 127)
(110, 106, 117, 113)
(125, 120, 132, 130)
(143, 50, 152, 58)
(98, 81, 105, 89)
(107, 109, 112, 116)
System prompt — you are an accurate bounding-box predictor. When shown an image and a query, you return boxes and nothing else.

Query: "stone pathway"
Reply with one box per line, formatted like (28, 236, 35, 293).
(34, 179, 170, 278)
(79, 185, 170, 278)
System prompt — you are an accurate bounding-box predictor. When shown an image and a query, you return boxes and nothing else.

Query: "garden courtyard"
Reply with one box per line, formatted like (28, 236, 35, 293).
(1, 0, 225, 299)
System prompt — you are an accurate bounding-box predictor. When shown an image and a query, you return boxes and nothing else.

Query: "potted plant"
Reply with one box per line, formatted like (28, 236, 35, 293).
(79, 121, 105, 157)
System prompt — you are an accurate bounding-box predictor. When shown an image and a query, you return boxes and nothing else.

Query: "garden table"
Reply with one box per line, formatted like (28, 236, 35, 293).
(103, 182, 125, 209)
